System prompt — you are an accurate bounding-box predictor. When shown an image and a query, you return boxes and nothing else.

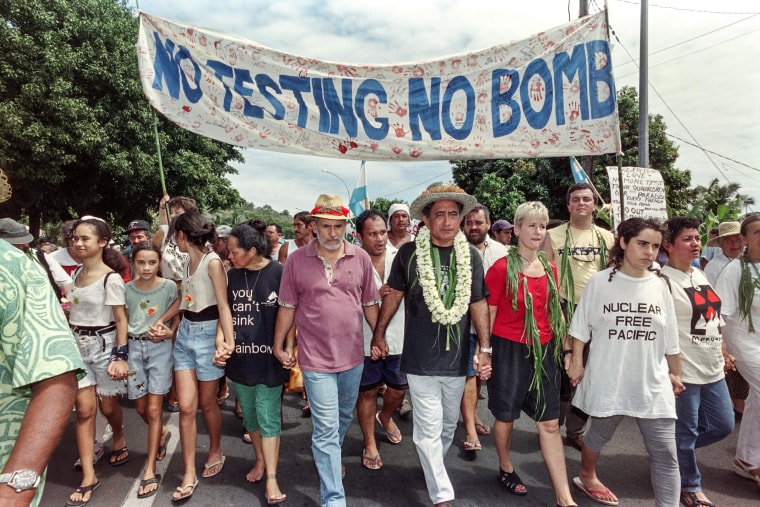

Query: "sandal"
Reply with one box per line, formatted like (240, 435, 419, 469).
(216, 386, 229, 405)
(66, 481, 101, 507)
(362, 448, 383, 470)
(498, 468, 527, 495)
(172, 479, 198, 502)
(733, 458, 760, 485)
(464, 439, 482, 451)
(376, 411, 402, 444)
(137, 474, 161, 499)
(157, 431, 171, 461)
(109, 446, 130, 466)
(680, 491, 715, 507)
(475, 422, 491, 436)
(202, 455, 226, 478)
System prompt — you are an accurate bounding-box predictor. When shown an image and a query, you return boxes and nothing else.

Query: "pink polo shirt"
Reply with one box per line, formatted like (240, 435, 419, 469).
(279, 239, 380, 373)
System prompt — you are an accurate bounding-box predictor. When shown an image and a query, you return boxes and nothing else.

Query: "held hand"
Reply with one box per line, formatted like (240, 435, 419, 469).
(274, 347, 294, 369)
(379, 284, 393, 299)
(670, 373, 685, 398)
(148, 322, 166, 341)
(370, 336, 389, 361)
(108, 360, 129, 380)
(476, 352, 492, 380)
(212, 345, 232, 367)
(567, 358, 584, 386)
(723, 352, 736, 373)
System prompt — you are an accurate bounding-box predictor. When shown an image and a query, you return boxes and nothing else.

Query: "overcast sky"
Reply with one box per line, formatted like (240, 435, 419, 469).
(136, 0, 760, 216)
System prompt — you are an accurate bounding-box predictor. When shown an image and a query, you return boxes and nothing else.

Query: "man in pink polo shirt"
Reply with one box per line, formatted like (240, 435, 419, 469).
(274, 194, 380, 507)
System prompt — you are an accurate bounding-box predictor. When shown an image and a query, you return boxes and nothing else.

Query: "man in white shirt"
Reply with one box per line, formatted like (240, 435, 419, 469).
(703, 221, 743, 286)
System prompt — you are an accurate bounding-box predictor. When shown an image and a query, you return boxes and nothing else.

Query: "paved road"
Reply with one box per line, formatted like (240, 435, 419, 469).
(40, 391, 758, 506)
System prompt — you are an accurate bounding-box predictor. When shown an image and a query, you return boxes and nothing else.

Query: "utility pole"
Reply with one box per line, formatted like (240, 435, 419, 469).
(638, 0, 649, 168)
(579, 0, 593, 182)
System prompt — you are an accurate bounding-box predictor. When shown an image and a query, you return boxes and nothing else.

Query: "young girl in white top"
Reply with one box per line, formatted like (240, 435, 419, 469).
(66, 218, 130, 507)
(153, 211, 235, 502)
(567, 217, 684, 507)
(125, 241, 178, 498)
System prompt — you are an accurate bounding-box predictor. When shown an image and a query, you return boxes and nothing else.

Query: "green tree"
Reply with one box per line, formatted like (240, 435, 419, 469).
(370, 197, 408, 218)
(0, 0, 242, 235)
(688, 178, 755, 243)
(452, 86, 693, 222)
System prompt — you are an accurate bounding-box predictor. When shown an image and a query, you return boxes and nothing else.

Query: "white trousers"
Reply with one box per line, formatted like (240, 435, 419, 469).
(407, 374, 466, 505)
(735, 359, 760, 467)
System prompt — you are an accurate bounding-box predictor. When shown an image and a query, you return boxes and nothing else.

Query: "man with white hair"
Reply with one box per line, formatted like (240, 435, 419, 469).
(387, 203, 414, 249)
(274, 194, 380, 507)
(703, 221, 743, 286)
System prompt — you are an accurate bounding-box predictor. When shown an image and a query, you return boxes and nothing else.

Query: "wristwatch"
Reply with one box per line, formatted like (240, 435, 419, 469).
(0, 469, 41, 492)
(479, 347, 493, 355)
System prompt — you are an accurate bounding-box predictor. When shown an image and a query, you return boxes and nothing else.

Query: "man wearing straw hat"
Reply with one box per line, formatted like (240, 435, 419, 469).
(703, 221, 743, 286)
(274, 194, 380, 507)
(371, 183, 491, 507)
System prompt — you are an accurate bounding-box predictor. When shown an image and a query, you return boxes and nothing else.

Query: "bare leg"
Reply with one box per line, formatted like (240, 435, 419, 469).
(460, 376, 481, 444)
(357, 387, 382, 468)
(135, 394, 166, 495)
(70, 387, 98, 505)
(99, 395, 126, 464)
(536, 419, 575, 506)
(173, 369, 199, 501)
(578, 442, 618, 504)
(198, 378, 224, 476)
(263, 436, 286, 502)
(246, 431, 265, 482)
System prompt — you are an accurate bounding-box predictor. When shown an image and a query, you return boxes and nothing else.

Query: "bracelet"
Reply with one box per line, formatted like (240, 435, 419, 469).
(109, 344, 129, 362)
(479, 347, 492, 355)
(561, 349, 573, 357)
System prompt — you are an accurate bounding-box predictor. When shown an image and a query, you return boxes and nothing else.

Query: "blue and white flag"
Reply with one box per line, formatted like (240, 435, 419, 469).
(570, 157, 591, 184)
(349, 161, 368, 217)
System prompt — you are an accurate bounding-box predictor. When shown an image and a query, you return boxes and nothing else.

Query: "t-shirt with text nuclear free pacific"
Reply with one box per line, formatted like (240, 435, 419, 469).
(568, 268, 679, 419)
(388, 241, 487, 377)
(661, 266, 724, 384)
(225, 261, 289, 387)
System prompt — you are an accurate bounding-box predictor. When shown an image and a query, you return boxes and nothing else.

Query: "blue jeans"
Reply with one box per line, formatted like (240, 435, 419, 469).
(675, 379, 734, 491)
(302, 363, 364, 507)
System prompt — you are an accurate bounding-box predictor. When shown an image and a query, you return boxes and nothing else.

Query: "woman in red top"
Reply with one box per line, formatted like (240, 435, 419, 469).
(485, 201, 575, 507)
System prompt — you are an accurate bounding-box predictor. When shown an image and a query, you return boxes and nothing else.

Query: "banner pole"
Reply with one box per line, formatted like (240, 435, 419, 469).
(617, 154, 625, 222)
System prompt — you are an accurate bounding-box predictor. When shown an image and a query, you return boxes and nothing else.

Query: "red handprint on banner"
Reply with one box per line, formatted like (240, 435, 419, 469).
(530, 78, 544, 102)
(388, 100, 408, 117)
(392, 123, 409, 138)
(409, 148, 423, 158)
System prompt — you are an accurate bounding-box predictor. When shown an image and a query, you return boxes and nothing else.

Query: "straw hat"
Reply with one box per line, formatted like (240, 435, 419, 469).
(409, 182, 477, 221)
(310, 194, 350, 220)
(706, 221, 741, 247)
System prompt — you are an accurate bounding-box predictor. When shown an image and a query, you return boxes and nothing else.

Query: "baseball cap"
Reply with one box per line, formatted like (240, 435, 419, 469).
(491, 220, 513, 233)
(127, 220, 151, 233)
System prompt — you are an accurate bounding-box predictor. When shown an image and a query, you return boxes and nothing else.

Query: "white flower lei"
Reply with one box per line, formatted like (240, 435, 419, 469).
(415, 227, 472, 325)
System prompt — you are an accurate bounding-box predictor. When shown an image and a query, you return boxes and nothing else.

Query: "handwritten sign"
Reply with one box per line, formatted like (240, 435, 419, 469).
(606, 166, 668, 227)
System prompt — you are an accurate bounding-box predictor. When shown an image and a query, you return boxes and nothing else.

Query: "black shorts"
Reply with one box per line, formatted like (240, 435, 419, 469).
(487, 335, 560, 422)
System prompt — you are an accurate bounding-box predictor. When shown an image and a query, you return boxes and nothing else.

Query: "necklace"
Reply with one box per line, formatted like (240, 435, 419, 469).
(414, 227, 472, 351)
(560, 223, 609, 324)
(688, 269, 702, 292)
(244, 267, 263, 302)
(519, 254, 538, 265)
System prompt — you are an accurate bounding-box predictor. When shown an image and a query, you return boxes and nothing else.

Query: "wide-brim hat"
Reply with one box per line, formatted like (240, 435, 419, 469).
(706, 221, 741, 247)
(409, 182, 477, 221)
(0, 218, 34, 245)
(311, 194, 350, 220)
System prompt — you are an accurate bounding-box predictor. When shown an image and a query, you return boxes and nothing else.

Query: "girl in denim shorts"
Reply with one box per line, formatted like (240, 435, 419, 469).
(66, 218, 130, 507)
(125, 241, 178, 498)
(153, 211, 235, 502)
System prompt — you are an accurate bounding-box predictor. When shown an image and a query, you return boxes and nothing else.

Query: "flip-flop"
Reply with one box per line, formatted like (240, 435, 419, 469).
(202, 455, 226, 478)
(733, 459, 760, 485)
(573, 477, 619, 506)
(680, 491, 715, 507)
(216, 388, 229, 405)
(362, 448, 383, 470)
(109, 446, 130, 466)
(376, 411, 402, 444)
(66, 481, 101, 507)
(464, 439, 482, 451)
(172, 479, 199, 502)
(475, 422, 491, 435)
(137, 474, 162, 499)
(157, 431, 172, 461)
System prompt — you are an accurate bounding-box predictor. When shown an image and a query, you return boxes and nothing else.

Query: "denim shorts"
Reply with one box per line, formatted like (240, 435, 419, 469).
(75, 329, 127, 397)
(359, 354, 408, 391)
(173, 318, 225, 381)
(127, 335, 174, 399)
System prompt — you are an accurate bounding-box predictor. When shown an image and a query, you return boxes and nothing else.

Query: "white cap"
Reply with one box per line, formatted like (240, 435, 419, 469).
(386, 203, 411, 230)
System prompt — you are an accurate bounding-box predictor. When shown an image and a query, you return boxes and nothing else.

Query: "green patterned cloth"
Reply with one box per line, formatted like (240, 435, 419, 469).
(0, 241, 85, 505)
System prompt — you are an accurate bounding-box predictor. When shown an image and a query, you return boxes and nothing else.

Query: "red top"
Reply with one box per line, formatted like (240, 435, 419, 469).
(485, 256, 558, 345)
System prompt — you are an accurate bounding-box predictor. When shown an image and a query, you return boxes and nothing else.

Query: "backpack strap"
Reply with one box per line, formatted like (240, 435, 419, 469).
(35, 249, 63, 301)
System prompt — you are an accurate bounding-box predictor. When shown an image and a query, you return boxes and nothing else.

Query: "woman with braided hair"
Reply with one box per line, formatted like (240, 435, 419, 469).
(715, 213, 760, 486)
(567, 217, 684, 507)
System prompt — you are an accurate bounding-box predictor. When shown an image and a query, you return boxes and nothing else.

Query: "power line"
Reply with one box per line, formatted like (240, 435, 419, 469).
(380, 169, 452, 199)
(614, 0, 760, 15)
(615, 13, 760, 68)
(616, 29, 758, 78)
(664, 133, 760, 173)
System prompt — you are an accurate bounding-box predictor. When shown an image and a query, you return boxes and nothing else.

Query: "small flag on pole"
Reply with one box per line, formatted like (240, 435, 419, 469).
(349, 161, 368, 218)
(570, 157, 591, 184)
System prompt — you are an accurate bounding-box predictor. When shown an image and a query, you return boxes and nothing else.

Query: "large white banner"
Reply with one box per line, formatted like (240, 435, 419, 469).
(606, 166, 668, 227)
(137, 11, 621, 161)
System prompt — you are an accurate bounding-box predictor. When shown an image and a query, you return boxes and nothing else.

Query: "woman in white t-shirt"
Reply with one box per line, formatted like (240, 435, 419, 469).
(661, 217, 733, 507)
(567, 217, 684, 507)
(715, 213, 760, 487)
